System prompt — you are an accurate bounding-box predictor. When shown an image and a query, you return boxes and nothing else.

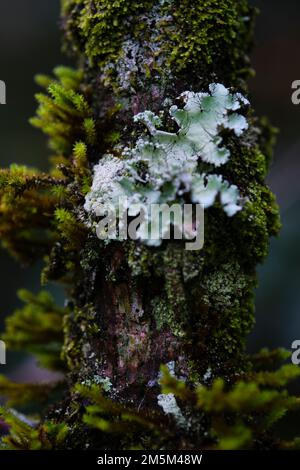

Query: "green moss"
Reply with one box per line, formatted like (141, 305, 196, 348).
(62, 0, 154, 65)
(200, 159, 280, 361)
(201, 262, 254, 355)
(60, 4, 273, 352)
(0, 376, 61, 408)
(3, 290, 66, 371)
(0, 408, 69, 450)
(74, 383, 162, 447)
(62, 303, 100, 371)
(152, 298, 184, 338)
(200, 142, 280, 281)
(0, 0, 291, 452)
(62, 0, 255, 94)
(162, 0, 254, 81)
(159, 364, 300, 450)
(30, 66, 92, 156)
(201, 262, 248, 311)
(162, 246, 187, 319)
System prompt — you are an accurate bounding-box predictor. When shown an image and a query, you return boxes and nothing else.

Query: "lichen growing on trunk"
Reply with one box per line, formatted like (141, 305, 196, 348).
(0, 0, 300, 451)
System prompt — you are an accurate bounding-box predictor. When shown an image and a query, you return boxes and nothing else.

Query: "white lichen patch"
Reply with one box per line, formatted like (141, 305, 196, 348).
(85, 84, 249, 244)
(81, 375, 113, 392)
(102, 2, 173, 92)
(157, 361, 190, 429)
(157, 393, 188, 428)
(84, 154, 125, 214)
(203, 367, 212, 384)
(93, 375, 113, 392)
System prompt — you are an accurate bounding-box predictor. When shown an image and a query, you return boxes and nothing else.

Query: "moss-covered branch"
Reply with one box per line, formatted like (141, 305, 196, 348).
(0, 0, 297, 451)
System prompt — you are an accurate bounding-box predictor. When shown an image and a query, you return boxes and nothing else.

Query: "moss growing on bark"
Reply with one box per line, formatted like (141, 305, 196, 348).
(0, 0, 298, 451)
(61, 0, 254, 93)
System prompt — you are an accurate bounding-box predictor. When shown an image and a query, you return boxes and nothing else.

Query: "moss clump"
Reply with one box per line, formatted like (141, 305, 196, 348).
(161, 0, 254, 82)
(0, 0, 295, 452)
(62, 0, 255, 96)
(62, 1, 155, 66)
(3, 290, 66, 371)
(0, 408, 68, 450)
(201, 262, 254, 356)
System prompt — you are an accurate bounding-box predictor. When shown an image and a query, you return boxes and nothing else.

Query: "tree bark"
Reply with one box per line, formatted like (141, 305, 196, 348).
(60, 0, 278, 409)
(1, 0, 287, 451)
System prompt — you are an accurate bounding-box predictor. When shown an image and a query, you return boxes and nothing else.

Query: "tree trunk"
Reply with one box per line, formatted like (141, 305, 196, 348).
(57, 0, 279, 443)
(4, 0, 297, 452)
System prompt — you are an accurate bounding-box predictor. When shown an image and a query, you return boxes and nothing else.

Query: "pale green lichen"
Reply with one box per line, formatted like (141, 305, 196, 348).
(157, 392, 187, 427)
(157, 85, 248, 167)
(84, 83, 248, 244)
(81, 376, 113, 393)
(191, 174, 243, 217)
(157, 361, 190, 429)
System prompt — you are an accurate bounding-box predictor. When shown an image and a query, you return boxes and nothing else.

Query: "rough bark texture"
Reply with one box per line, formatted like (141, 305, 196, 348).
(60, 0, 278, 395)
(3, 0, 300, 452)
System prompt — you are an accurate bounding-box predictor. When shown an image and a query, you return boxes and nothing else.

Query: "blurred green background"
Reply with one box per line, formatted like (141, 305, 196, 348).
(0, 0, 300, 378)
(0, 1, 65, 378)
(248, 0, 300, 353)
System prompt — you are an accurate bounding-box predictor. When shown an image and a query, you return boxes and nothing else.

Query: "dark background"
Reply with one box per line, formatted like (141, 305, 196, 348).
(0, 1, 300, 378)
(248, 0, 300, 353)
(0, 1, 65, 379)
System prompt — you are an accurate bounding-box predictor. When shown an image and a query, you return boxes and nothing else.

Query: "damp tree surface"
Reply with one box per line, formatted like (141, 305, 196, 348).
(0, 0, 300, 450)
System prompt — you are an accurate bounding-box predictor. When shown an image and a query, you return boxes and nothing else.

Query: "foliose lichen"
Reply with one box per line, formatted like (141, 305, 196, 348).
(84, 83, 249, 245)
(0, 0, 292, 453)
